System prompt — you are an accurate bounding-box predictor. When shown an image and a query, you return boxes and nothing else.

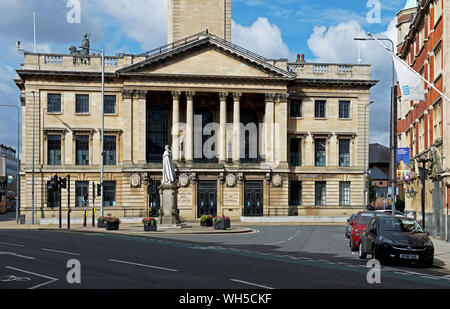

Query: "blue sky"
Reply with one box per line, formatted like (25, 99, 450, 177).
(0, 0, 409, 155)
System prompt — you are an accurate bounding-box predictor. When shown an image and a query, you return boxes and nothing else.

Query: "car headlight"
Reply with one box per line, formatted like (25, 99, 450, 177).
(378, 236, 394, 245)
(425, 240, 434, 247)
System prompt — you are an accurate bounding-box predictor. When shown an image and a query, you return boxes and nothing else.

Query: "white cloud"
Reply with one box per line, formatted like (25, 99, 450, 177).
(232, 17, 292, 59)
(306, 18, 398, 147)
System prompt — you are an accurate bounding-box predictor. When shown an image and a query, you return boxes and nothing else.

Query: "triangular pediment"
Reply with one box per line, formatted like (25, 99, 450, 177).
(117, 35, 295, 79)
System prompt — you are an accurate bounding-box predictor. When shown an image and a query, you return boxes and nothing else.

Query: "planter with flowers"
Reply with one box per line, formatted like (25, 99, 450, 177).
(104, 217, 121, 231)
(213, 215, 231, 230)
(142, 217, 157, 232)
(200, 215, 213, 227)
(97, 216, 107, 228)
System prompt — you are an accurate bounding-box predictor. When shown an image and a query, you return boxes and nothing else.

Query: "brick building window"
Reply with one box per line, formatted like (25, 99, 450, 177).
(315, 139, 326, 167)
(104, 136, 116, 165)
(76, 135, 89, 165)
(290, 138, 302, 166)
(315, 100, 326, 118)
(103, 181, 116, 207)
(75, 181, 89, 207)
(339, 139, 350, 167)
(290, 181, 302, 206)
(290, 99, 302, 118)
(104, 95, 116, 114)
(339, 101, 350, 119)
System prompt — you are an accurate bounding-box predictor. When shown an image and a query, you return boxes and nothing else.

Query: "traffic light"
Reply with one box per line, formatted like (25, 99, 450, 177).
(84, 192, 88, 202)
(59, 177, 67, 189)
(97, 184, 101, 197)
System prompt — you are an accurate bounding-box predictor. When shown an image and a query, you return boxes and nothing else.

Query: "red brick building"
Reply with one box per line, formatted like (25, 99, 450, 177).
(396, 0, 449, 239)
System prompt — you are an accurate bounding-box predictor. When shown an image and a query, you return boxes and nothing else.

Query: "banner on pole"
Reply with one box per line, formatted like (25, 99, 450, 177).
(396, 148, 411, 181)
(392, 56, 425, 102)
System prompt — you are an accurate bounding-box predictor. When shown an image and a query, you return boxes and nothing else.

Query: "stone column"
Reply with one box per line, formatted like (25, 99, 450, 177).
(185, 91, 195, 164)
(265, 93, 275, 163)
(172, 91, 182, 162)
(275, 93, 288, 166)
(219, 92, 228, 164)
(136, 90, 147, 164)
(232, 93, 242, 164)
(122, 89, 134, 165)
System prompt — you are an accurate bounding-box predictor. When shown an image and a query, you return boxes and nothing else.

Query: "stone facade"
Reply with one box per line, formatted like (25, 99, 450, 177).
(14, 2, 376, 224)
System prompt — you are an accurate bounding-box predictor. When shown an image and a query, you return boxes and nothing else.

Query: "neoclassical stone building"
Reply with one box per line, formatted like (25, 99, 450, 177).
(15, 0, 377, 223)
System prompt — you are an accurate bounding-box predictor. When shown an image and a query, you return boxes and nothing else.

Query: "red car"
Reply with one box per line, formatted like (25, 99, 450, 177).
(349, 211, 389, 251)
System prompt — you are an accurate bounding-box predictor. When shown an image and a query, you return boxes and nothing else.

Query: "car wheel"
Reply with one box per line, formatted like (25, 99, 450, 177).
(424, 255, 434, 268)
(372, 246, 384, 264)
(358, 242, 367, 259)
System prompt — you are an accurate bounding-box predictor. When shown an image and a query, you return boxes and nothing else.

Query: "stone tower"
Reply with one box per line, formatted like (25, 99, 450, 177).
(168, 0, 232, 43)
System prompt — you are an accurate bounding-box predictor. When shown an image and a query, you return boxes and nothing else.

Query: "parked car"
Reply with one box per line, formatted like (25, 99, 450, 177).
(345, 214, 357, 239)
(358, 216, 434, 267)
(349, 211, 389, 251)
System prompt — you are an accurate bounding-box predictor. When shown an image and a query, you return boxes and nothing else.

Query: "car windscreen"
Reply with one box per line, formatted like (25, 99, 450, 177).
(378, 217, 424, 233)
(356, 213, 375, 225)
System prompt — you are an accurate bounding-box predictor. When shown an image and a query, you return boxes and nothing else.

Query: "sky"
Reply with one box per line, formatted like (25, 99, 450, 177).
(0, 0, 409, 156)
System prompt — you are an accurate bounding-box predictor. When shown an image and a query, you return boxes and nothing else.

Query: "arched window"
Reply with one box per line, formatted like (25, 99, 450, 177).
(147, 107, 168, 163)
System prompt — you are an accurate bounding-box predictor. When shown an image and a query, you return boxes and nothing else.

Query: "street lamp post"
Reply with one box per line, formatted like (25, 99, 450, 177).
(31, 91, 36, 225)
(80, 46, 105, 217)
(0, 104, 20, 223)
(363, 101, 374, 209)
(354, 35, 396, 214)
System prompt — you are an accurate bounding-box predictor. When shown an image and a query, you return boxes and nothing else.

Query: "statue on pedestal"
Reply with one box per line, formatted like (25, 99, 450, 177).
(159, 145, 181, 227)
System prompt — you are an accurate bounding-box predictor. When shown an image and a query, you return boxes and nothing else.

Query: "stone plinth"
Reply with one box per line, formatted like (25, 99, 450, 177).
(159, 183, 180, 227)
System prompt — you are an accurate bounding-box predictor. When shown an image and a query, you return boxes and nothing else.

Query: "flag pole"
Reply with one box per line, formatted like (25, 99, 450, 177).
(368, 33, 450, 103)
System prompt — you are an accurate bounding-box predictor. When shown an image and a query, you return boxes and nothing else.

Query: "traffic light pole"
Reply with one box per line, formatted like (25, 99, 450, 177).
(67, 175, 71, 230)
(92, 183, 95, 227)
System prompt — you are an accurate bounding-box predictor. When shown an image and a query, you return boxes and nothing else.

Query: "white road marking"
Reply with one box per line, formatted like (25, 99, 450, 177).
(0, 251, 35, 260)
(0, 241, 24, 247)
(5, 266, 58, 289)
(108, 259, 179, 272)
(230, 279, 274, 290)
(41, 248, 81, 256)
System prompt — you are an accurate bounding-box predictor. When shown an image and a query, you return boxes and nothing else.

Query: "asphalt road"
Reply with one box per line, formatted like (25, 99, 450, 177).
(0, 226, 450, 289)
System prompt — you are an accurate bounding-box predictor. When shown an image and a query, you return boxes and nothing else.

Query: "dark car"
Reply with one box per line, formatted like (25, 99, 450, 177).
(358, 216, 434, 266)
(349, 211, 389, 251)
(345, 214, 357, 239)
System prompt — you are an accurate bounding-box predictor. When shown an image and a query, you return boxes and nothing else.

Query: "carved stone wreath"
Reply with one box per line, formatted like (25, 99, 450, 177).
(272, 174, 283, 188)
(179, 174, 190, 187)
(226, 174, 237, 187)
(130, 174, 141, 188)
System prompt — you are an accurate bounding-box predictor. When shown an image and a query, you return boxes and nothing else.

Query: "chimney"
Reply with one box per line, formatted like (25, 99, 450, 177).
(301, 54, 305, 63)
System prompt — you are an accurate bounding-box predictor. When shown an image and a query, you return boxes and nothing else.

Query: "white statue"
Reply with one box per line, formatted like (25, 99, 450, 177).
(162, 145, 176, 184)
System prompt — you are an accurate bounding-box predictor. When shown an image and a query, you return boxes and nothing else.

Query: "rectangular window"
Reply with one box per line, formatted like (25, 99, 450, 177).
(47, 181, 61, 208)
(339, 101, 350, 119)
(315, 139, 326, 167)
(315, 100, 326, 118)
(103, 181, 116, 207)
(48, 94, 61, 113)
(75, 181, 89, 207)
(290, 99, 302, 118)
(434, 42, 442, 78)
(315, 181, 326, 206)
(104, 136, 117, 165)
(104, 95, 117, 114)
(290, 138, 302, 166)
(76, 135, 89, 165)
(75, 94, 89, 114)
(47, 135, 61, 165)
(339, 182, 351, 206)
(290, 181, 302, 206)
(339, 139, 351, 167)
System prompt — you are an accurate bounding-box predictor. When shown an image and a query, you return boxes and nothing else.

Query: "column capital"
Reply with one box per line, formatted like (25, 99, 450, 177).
(134, 90, 147, 99)
(232, 92, 242, 100)
(276, 93, 289, 103)
(186, 91, 196, 100)
(122, 89, 134, 99)
(171, 91, 182, 100)
(219, 92, 229, 101)
(265, 93, 276, 102)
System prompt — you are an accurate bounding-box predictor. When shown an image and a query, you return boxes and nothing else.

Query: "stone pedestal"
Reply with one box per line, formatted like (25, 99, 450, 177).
(159, 183, 180, 227)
